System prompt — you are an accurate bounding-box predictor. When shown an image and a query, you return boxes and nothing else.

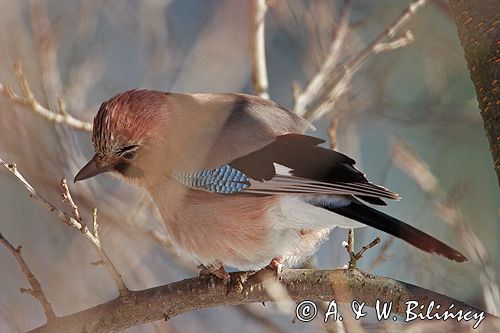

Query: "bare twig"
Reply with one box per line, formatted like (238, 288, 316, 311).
(353, 236, 382, 263)
(343, 229, 381, 270)
(392, 137, 500, 315)
(299, 0, 427, 121)
(0, 158, 128, 296)
(59, 178, 129, 296)
(0, 233, 56, 321)
(345, 228, 355, 265)
(61, 179, 83, 225)
(0, 63, 92, 132)
(250, 0, 270, 99)
(0, 160, 71, 224)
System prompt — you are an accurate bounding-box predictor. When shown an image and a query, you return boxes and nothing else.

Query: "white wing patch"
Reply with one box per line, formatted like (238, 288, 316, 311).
(172, 165, 250, 194)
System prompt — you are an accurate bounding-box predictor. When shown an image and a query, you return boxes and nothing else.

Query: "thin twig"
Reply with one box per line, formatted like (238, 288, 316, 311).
(300, 0, 427, 121)
(0, 62, 92, 132)
(344, 228, 381, 270)
(0, 233, 56, 321)
(0, 160, 72, 224)
(250, 0, 270, 99)
(61, 179, 83, 225)
(0, 158, 129, 296)
(354, 236, 381, 262)
(59, 178, 129, 296)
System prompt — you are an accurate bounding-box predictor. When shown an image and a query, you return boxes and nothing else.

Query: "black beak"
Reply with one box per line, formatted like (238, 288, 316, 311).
(74, 154, 110, 182)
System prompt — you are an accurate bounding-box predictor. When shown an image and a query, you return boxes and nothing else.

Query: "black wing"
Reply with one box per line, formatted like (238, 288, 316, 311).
(172, 134, 399, 205)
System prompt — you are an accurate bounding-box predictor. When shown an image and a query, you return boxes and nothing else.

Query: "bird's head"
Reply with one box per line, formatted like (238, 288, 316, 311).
(74, 90, 168, 184)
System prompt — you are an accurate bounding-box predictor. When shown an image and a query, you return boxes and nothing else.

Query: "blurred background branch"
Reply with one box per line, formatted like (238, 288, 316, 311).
(392, 137, 500, 315)
(0, 63, 92, 131)
(251, 0, 270, 99)
(295, 0, 426, 121)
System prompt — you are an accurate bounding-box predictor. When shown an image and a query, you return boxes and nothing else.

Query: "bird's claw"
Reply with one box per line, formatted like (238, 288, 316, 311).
(198, 263, 231, 285)
(266, 257, 284, 277)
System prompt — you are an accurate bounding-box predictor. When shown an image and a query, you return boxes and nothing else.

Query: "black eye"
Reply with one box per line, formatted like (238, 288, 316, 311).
(121, 150, 136, 161)
(117, 145, 138, 160)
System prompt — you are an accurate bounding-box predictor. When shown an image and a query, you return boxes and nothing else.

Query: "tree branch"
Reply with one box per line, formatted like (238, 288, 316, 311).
(448, 0, 500, 186)
(0, 233, 56, 321)
(140, 226, 288, 333)
(343, 229, 381, 270)
(29, 268, 495, 333)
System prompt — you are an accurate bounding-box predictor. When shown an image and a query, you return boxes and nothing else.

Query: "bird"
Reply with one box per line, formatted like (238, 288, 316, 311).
(74, 89, 467, 281)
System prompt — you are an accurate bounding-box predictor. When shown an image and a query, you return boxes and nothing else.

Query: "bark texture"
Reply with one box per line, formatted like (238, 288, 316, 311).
(29, 269, 491, 333)
(449, 0, 500, 186)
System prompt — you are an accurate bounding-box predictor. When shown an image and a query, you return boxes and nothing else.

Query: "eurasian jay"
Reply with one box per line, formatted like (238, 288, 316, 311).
(74, 90, 466, 281)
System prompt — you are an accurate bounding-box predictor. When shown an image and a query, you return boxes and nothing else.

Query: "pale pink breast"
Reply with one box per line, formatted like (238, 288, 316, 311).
(150, 179, 278, 268)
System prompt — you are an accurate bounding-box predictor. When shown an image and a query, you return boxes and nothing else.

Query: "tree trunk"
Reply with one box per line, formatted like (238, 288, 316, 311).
(449, 0, 500, 186)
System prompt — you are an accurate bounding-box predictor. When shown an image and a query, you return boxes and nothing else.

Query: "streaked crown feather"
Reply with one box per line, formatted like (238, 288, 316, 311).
(92, 89, 168, 156)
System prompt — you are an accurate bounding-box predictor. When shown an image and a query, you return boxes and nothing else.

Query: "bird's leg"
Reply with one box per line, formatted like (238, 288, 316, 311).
(267, 256, 284, 276)
(198, 261, 230, 285)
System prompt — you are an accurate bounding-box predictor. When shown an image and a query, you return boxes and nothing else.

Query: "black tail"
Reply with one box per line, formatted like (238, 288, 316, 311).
(323, 201, 467, 262)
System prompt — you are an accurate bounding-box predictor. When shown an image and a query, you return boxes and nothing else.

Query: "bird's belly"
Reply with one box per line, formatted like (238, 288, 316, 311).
(157, 192, 334, 270)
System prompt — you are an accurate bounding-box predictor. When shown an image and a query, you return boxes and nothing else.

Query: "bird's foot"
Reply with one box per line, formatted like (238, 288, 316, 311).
(198, 262, 231, 285)
(267, 257, 284, 276)
(253, 257, 284, 282)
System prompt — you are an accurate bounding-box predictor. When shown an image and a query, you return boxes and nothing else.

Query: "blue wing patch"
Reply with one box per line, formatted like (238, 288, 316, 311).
(172, 165, 251, 194)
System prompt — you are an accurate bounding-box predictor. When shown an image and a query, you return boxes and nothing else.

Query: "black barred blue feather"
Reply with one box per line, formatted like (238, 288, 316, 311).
(172, 165, 251, 194)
